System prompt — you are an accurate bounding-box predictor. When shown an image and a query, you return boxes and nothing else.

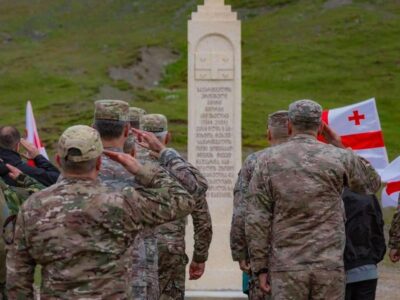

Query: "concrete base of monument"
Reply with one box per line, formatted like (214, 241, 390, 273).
(185, 290, 247, 299)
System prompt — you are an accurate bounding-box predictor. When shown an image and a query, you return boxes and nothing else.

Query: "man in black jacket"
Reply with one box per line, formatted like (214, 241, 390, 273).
(343, 188, 386, 300)
(0, 126, 59, 187)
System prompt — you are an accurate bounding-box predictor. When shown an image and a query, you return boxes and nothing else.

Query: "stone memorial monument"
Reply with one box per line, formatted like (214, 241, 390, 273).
(187, 0, 242, 293)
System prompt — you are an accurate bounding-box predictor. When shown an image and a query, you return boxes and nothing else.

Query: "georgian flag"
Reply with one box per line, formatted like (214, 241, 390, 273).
(321, 98, 388, 173)
(26, 101, 48, 159)
(379, 157, 400, 208)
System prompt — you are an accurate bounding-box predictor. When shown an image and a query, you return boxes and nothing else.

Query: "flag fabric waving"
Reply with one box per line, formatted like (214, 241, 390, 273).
(26, 101, 49, 159)
(321, 98, 388, 173)
(379, 156, 400, 208)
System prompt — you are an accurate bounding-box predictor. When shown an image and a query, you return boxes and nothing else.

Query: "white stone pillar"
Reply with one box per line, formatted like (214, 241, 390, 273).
(187, 0, 242, 291)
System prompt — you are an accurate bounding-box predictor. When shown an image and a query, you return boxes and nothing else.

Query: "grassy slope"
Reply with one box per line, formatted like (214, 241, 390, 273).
(0, 0, 399, 160)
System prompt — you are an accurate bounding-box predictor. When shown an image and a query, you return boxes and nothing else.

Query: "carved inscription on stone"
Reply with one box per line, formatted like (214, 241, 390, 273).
(194, 85, 235, 199)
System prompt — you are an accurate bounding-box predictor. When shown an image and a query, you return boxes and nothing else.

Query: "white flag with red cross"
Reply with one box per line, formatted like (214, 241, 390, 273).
(380, 157, 400, 208)
(321, 98, 388, 173)
(26, 101, 49, 160)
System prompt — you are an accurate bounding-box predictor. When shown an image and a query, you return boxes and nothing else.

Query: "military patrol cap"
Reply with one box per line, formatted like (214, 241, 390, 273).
(94, 100, 129, 121)
(128, 107, 147, 129)
(141, 114, 168, 133)
(288, 100, 322, 124)
(58, 125, 103, 162)
(268, 110, 289, 128)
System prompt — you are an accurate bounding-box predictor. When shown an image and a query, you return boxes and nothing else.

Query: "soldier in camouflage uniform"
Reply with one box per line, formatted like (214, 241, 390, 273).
(0, 164, 44, 300)
(93, 100, 154, 299)
(140, 114, 212, 300)
(230, 111, 289, 300)
(246, 100, 381, 300)
(388, 196, 400, 263)
(124, 107, 147, 157)
(6, 125, 195, 298)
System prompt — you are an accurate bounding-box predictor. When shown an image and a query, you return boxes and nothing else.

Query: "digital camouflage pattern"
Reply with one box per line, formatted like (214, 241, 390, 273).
(155, 148, 211, 300)
(94, 99, 129, 121)
(7, 162, 195, 299)
(128, 107, 147, 129)
(389, 201, 400, 249)
(141, 114, 168, 133)
(231, 151, 262, 262)
(270, 268, 345, 300)
(288, 99, 322, 124)
(246, 134, 381, 275)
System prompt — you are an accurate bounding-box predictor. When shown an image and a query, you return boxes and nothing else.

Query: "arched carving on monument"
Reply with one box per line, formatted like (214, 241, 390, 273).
(194, 34, 234, 81)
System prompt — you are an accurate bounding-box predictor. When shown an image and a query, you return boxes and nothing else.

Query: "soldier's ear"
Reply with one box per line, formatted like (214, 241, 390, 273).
(95, 156, 102, 171)
(267, 129, 272, 143)
(123, 124, 130, 138)
(165, 132, 171, 146)
(288, 121, 293, 136)
(55, 154, 61, 168)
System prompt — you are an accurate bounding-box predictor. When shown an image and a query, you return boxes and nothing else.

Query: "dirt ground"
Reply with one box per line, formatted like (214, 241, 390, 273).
(376, 264, 399, 300)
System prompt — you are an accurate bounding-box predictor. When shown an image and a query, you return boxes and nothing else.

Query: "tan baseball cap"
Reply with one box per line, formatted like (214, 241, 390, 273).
(94, 100, 129, 121)
(58, 125, 103, 162)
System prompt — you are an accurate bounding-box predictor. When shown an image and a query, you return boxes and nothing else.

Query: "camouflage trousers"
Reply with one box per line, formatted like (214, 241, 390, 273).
(270, 268, 345, 300)
(158, 252, 188, 300)
(249, 274, 270, 300)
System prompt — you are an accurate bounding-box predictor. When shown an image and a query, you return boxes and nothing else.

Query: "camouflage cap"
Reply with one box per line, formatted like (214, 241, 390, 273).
(141, 114, 168, 133)
(58, 125, 103, 162)
(288, 99, 322, 124)
(268, 110, 289, 128)
(128, 107, 147, 129)
(94, 100, 129, 121)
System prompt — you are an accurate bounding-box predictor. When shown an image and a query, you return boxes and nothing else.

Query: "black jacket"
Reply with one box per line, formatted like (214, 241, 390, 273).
(343, 188, 386, 270)
(0, 148, 60, 187)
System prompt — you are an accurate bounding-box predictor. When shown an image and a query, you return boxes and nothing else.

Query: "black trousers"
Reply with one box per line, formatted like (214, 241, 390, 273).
(345, 279, 377, 300)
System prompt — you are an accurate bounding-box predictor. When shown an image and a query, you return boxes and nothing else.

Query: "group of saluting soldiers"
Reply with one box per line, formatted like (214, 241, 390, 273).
(0, 98, 399, 300)
(230, 100, 400, 300)
(0, 99, 212, 299)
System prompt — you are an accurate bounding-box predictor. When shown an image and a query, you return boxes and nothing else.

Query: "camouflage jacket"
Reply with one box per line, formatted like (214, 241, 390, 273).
(389, 200, 400, 249)
(246, 134, 381, 273)
(155, 148, 211, 263)
(0, 174, 45, 215)
(7, 164, 195, 299)
(230, 150, 264, 262)
(98, 147, 155, 298)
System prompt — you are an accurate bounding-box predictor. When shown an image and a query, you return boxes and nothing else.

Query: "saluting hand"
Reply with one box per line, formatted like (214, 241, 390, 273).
(6, 164, 22, 180)
(321, 122, 345, 149)
(132, 128, 166, 158)
(103, 150, 143, 175)
(19, 139, 40, 159)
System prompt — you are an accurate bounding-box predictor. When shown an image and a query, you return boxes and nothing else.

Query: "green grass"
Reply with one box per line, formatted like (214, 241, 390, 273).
(0, 0, 399, 161)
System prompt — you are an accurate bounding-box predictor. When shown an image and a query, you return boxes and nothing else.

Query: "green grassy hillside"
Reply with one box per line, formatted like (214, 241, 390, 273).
(0, 0, 399, 159)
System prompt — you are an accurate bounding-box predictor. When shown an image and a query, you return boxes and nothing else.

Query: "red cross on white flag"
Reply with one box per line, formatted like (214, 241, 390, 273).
(321, 98, 388, 174)
(379, 157, 400, 208)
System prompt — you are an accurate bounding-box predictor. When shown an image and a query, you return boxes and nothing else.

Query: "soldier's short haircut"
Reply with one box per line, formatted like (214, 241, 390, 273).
(268, 111, 289, 140)
(291, 121, 320, 133)
(60, 148, 97, 173)
(0, 126, 21, 150)
(94, 119, 127, 140)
